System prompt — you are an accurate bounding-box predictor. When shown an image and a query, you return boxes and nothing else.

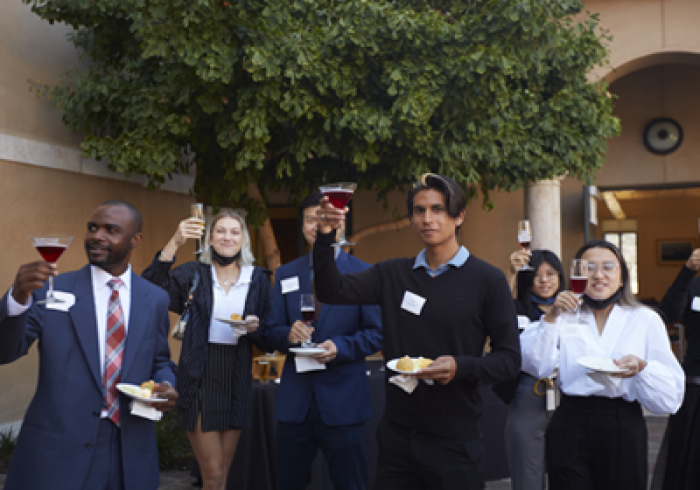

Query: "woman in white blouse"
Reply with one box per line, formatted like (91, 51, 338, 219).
(520, 239, 684, 490)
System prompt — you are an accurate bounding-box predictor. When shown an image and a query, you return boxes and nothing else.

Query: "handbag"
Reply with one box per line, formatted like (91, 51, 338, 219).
(171, 270, 200, 340)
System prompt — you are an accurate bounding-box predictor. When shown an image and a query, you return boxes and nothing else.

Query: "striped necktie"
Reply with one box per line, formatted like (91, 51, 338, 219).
(103, 278, 125, 426)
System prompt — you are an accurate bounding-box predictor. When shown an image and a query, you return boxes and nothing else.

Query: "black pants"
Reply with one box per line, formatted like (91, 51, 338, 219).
(373, 417, 485, 490)
(546, 394, 647, 490)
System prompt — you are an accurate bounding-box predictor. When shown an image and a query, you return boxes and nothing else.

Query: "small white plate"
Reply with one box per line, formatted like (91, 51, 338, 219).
(289, 347, 327, 356)
(216, 317, 247, 325)
(577, 356, 627, 374)
(386, 358, 422, 375)
(117, 383, 167, 402)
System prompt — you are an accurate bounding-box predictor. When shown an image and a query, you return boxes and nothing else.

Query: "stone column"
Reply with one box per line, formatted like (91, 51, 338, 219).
(524, 179, 562, 258)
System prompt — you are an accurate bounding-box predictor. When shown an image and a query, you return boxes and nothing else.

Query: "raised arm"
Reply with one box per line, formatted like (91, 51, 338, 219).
(657, 250, 700, 324)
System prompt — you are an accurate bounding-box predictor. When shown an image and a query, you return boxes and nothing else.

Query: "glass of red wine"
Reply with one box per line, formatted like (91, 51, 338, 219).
(517, 220, 534, 271)
(319, 182, 357, 247)
(300, 293, 316, 347)
(30, 235, 73, 304)
(570, 259, 589, 323)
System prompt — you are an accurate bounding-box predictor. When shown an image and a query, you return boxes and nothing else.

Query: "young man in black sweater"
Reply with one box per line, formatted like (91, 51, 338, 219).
(313, 174, 521, 490)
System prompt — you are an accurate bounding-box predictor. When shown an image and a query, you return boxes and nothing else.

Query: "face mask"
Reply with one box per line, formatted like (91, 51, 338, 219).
(531, 293, 556, 306)
(210, 247, 240, 267)
(583, 287, 623, 310)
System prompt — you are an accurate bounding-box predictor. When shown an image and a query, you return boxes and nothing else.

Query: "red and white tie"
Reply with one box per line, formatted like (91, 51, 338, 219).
(103, 278, 125, 426)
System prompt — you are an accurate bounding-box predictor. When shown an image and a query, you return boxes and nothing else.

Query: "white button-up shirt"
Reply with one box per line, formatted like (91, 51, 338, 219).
(209, 265, 254, 345)
(520, 304, 685, 414)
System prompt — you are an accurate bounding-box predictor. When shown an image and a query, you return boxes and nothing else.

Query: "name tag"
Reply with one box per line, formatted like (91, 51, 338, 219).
(401, 291, 426, 316)
(281, 277, 300, 294)
(45, 292, 76, 312)
(691, 296, 700, 312)
(561, 324, 585, 337)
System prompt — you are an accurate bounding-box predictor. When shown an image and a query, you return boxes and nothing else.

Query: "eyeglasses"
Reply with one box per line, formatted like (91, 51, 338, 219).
(587, 261, 620, 275)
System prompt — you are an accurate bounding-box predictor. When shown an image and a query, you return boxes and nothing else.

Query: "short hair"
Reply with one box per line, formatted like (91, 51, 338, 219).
(298, 192, 323, 220)
(99, 199, 143, 233)
(199, 209, 255, 267)
(407, 173, 466, 233)
(575, 239, 641, 308)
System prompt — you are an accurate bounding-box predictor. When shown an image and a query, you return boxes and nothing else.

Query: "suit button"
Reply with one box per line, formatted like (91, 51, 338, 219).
(92, 411, 100, 417)
(85, 443, 93, 449)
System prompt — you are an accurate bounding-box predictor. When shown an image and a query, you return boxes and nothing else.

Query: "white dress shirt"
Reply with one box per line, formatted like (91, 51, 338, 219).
(91, 265, 132, 377)
(520, 304, 685, 414)
(209, 265, 253, 345)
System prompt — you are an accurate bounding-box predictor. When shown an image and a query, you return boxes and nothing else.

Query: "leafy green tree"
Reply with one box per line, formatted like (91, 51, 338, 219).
(27, 0, 619, 272)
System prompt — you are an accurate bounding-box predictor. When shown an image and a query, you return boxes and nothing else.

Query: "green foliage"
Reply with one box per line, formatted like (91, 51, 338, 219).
(26, 0, 619, 219)
(155, 408, 193, 471)
(0, 427, 16, 461)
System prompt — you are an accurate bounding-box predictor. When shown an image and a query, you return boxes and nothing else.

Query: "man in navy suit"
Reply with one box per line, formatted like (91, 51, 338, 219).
(0, 200, 178, 490)
(268, 192, 382, 490)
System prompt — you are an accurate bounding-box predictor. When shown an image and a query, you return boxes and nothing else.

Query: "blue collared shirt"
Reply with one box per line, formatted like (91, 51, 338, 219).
(413, 246, 470, 278)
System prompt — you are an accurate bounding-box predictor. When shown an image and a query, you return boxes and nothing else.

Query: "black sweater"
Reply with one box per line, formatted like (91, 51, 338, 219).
(658, 265, 700, 376)
(313, 230, 521, 439)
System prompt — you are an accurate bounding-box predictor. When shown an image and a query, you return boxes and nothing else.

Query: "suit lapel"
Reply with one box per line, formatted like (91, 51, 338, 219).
(69, 266, 102, 392)
(121, 272, 149, 381)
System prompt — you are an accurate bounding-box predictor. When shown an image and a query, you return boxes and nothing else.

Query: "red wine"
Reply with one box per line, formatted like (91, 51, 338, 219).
(323, 189, 353, 209)
(519, 241, 531, 250)
(571, 276, 588, 295)
(35, 245, 67, 263)
(301, 309, 316, 324)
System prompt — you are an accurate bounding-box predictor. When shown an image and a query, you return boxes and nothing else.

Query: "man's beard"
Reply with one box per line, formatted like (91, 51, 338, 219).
(85, 242, 128, 270)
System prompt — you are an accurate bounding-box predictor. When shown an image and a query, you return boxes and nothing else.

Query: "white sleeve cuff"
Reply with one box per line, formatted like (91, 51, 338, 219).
(7, 288, 31, 317)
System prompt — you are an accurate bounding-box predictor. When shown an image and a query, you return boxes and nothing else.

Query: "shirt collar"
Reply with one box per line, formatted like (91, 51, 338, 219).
(413, 246, 470, 271)
(211, 265, 254, 289)
(91, 264, 132, 291)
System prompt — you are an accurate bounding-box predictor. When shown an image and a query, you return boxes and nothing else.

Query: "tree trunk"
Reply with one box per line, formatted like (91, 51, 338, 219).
(349, 217, 411, 250)
(247, 181, 281, 279)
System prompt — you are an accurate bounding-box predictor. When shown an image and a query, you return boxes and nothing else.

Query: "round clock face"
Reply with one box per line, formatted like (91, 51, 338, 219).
(644, 118, 683, 155)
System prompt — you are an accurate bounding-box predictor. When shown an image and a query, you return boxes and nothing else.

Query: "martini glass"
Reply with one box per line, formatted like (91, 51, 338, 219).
(30, 235, 73, 304)
(320, 182, 357, 247)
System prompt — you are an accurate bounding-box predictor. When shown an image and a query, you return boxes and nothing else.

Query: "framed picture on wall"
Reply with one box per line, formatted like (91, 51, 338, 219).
(657, 239, 696, 266)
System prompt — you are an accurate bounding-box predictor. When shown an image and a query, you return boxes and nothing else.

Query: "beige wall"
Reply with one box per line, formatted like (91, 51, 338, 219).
(0, 159, 193, 426)
(0, 1, 83, 147)
(596, 63, 700, 188)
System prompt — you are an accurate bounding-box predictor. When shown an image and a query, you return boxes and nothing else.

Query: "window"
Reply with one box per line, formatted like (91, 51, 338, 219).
(602, 219, 638, 295)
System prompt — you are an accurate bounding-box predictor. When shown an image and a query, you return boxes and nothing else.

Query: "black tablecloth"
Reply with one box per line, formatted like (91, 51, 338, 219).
(226, 359, 509, 489)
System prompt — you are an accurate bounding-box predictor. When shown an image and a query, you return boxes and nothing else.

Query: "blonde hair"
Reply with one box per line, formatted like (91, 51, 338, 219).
(199, 209, 255, 267)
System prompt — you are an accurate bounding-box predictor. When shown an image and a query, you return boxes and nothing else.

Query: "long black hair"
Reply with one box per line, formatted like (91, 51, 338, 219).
(515, 249, 565, 320)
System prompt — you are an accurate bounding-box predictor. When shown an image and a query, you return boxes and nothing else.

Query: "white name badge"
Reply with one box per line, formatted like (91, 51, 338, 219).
(691, 296, 700, 312)
(45, 292, 76, 312)
(401, 291, 426, 316)
(281, 277, 300, 294)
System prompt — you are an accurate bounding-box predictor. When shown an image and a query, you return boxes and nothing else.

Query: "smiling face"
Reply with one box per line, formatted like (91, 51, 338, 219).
(209, 216, 243, 257)
(84, 204, 142, 276)
(532, 261, 560, 299)
(410, 189, 465, 248)
(582, 247, 622, 300)
(301, 205, 320, 247)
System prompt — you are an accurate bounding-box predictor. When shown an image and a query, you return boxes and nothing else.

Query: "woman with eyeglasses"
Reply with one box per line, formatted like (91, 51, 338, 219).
(493, 249, 565, 490)
(521, 240, 684, 490)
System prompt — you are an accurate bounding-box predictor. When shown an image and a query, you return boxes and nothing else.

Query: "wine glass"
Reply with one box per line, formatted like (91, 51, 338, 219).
(30, 235, 73, 304)
(517, 220, 534, 271)
(319, 182, 357, 247)
(191, 203, 205, 254)
(300, 293, 316, 347)
(570, 259, 589, 323)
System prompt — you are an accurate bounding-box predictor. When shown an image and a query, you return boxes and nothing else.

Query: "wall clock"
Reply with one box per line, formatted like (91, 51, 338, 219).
(644, 118, 683, 155)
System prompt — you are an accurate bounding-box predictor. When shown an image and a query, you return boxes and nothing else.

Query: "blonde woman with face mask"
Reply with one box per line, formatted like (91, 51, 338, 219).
(143, 209, 273, 490)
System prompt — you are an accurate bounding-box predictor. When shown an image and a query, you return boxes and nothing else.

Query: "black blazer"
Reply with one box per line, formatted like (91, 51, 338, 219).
(142, 254, 272, 410)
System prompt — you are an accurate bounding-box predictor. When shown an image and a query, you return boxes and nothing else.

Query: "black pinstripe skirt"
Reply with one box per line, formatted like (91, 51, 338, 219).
(178, 343, 247, 432)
